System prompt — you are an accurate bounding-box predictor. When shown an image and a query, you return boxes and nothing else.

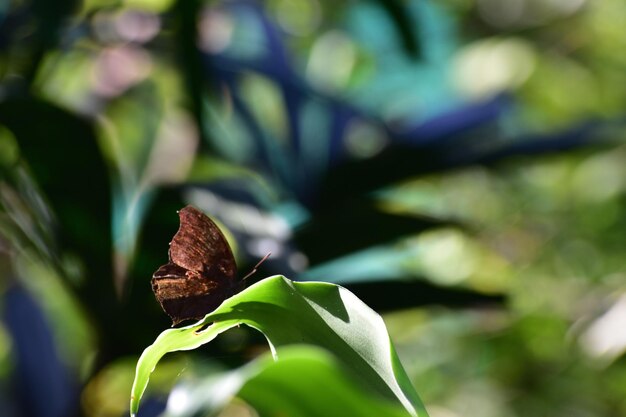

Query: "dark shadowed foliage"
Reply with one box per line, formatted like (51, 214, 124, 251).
(1, 0, 625, 416)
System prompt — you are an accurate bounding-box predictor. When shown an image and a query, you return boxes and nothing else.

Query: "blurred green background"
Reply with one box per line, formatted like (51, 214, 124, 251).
(1, 0, 625, 416)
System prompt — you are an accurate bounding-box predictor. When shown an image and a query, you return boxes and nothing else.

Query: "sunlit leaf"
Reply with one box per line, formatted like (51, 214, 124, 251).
(130, 275, 428, 417)
(165, 345, 414, 417)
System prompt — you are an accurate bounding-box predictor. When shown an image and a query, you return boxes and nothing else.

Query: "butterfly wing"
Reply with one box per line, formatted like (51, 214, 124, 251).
(151, 206, 240, 325)
(169, 206, 237, 278)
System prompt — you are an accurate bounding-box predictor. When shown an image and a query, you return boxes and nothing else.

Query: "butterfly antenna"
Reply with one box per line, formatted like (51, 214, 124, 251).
(242, 252, 272, 281)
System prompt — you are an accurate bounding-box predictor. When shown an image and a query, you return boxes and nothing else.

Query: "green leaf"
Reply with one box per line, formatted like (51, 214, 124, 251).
(165, 345, 415, 417)
(130, 276, 428, 417)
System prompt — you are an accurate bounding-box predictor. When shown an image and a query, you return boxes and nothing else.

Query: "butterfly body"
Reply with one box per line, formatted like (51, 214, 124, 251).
(151, 206, 241, 326)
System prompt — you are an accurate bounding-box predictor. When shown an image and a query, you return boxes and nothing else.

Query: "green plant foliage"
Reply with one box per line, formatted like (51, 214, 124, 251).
(163, 345, 416, 417)
(130, 276, 428, 417)
(2, 0, 626, 415)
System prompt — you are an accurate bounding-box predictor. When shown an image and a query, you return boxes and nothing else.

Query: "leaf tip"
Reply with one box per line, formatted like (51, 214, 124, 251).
(129, 396, 137, 417)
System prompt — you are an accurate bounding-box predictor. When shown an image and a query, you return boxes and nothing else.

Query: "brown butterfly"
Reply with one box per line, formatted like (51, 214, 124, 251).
(151, 205, 265, 326)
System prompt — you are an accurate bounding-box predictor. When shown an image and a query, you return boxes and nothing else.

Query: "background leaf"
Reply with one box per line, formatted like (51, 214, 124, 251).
(164, 345, 414, 417)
